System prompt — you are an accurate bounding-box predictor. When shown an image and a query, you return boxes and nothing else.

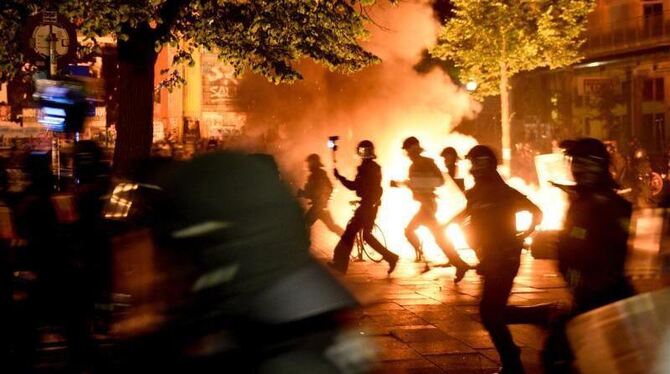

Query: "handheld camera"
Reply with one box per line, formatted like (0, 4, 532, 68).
(328, 136, 339, 151)
(328, 136, 339, 164)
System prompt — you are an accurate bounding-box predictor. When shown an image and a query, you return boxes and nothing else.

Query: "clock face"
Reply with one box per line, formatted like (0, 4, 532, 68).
(31, 25, 70, 58)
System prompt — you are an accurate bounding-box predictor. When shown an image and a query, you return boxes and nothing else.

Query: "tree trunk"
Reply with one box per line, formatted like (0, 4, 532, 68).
(113, 26, 158, 177)
(500, 63, 511, 174)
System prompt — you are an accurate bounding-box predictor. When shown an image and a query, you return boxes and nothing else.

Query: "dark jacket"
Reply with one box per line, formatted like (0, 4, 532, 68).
(300, 168, 333, 206)
(336, 159, 383, 206)
(557, 189, 634, 312)
(407, 156, 444, 201)
(463, 176, 541, 269)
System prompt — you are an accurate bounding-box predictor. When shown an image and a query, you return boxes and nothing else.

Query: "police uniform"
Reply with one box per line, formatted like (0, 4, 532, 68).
(544, 138, 636, 374)
(557, 190, 634, 313)
(404, 155, 467, 271)
(300, 167, 343, 236)
(331, 158, 398, 273)
(463, 174, 542, 373)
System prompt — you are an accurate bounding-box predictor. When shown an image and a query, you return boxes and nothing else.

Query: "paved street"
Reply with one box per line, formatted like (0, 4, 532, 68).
(310, 224, 670, 374)
(27, 217, 670, 373)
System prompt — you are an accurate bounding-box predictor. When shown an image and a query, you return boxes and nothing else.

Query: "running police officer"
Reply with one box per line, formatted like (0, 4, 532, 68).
(543, 138, 636, 373)
(391, 137, 470, 282)
(450, 145, 542, 374)
(328, 140, 399, 274)
(298, 154, 344, 236)
(440, 146, 465, 191)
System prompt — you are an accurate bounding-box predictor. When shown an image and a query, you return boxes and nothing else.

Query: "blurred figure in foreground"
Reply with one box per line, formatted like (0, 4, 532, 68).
(329, 140, 398, 274)
(65, 140, 112, 371)
(13, 152, 58, 372)
(0, 160, 12, 367)
(391, 137, 470, 281)
(543, 138, 635, 374)
(440, 146, 465, 191)
(297, 154, 343, 236)
(449, 145, 542, 374)
(14, 144, 110, 372)
(114, 153, 374, 373)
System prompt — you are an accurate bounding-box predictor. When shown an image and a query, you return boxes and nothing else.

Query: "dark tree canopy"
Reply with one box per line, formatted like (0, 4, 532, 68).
(1, 0, 384, 82)
(0, 0, 389, 174)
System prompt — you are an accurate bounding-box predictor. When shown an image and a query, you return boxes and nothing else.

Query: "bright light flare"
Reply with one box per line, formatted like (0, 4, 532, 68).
(516, 211, 533, 232)
(372, 132, 478, 262)
(465, 80, 478, 92)
(323, 130, 570, 266)
(446, 223, 469, 250)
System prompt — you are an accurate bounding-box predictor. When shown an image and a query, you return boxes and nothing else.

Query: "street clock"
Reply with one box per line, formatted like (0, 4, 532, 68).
(23, 11, 78, 75)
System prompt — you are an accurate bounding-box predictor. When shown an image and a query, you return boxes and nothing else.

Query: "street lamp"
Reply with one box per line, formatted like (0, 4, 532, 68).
(465, 80, 478, 92)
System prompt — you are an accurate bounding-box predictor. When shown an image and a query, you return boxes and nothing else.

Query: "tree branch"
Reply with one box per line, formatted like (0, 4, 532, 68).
(154, 0, 190, 41)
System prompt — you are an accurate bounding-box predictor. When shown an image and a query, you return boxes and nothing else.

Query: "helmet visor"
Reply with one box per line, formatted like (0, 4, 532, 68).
(357, 146, 375, 159)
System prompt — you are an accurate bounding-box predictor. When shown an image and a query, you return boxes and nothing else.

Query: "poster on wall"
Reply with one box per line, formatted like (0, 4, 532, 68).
(581, 78, 616, 97)
(153, 121, 165, 142)
(182, 117, 201, 143)
(201, 52, 239, 110)
(0, 105, 10, 122)
(202, 111, 246, 139)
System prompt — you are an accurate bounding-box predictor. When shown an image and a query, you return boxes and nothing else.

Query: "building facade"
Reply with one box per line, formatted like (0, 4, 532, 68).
(514, 0, 670, 156)
(0, 44, 246, 147)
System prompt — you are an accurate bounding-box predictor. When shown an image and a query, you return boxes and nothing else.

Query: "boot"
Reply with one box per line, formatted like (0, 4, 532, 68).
(387, 253, 399, 274)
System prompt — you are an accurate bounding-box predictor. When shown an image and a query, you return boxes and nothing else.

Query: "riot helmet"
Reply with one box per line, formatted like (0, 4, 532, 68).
(402, 136, 424, 154)
(305, 153, 324, 168)
(357, 140, 376, 159)
(560, 138, 616, 189)
(465, 145, 498, 178)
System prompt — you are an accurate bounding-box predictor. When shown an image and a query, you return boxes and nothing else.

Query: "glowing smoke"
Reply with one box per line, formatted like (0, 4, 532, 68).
(234, 1, 482, 260)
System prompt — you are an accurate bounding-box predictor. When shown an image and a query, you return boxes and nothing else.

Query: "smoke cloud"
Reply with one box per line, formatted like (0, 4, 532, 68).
(235, 0, 482, 260)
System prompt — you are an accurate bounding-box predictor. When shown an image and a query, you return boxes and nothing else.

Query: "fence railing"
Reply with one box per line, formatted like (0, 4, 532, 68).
(583, 13, 670, 57)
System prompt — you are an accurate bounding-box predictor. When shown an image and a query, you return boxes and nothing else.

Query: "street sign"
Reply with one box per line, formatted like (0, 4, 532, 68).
(23, 11, 77, 74)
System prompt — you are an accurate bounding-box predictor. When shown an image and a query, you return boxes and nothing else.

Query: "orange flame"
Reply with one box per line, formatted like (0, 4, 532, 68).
(325, 135, 570, 264)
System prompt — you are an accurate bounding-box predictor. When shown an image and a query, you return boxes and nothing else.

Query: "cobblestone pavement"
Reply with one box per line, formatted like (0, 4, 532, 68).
(309, 226, 669, 374)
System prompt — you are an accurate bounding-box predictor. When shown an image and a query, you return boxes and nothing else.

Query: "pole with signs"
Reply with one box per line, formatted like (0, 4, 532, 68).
(23, 11, 77, 78)
(23, 11, 77, 185)
(48, 23, 56, 77)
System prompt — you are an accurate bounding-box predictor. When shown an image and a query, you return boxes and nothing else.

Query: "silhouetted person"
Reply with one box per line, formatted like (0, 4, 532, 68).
(391, 137, 470, 281)
(543, 138, 636, 374)
(605, 141, 628, 188)
(440, 146, 465, 191)
(449, 145, 542, 374)
(116, 152, 367, 373)
(630, 146, 655, 207)
(329, 140, 398, 274)
(0, 160, 13, 368)
(14, 152, 58, 373)
(66, 140, 111, 371)
(298, 154, 343, 236)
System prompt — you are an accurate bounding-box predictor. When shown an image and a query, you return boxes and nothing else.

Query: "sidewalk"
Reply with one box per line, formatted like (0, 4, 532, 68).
(311, 229, 570, 374)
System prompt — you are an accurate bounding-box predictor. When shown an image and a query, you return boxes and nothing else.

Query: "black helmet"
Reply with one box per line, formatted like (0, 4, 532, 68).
(560, 138, 610, 162)
(305, 153, 323, 167)
(466, 145, 498, 176)
(402, 136, 424, 153)
(559, 138, 615, 189)
(440, 146, 460, 159)
(357, 140, 376, 159)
